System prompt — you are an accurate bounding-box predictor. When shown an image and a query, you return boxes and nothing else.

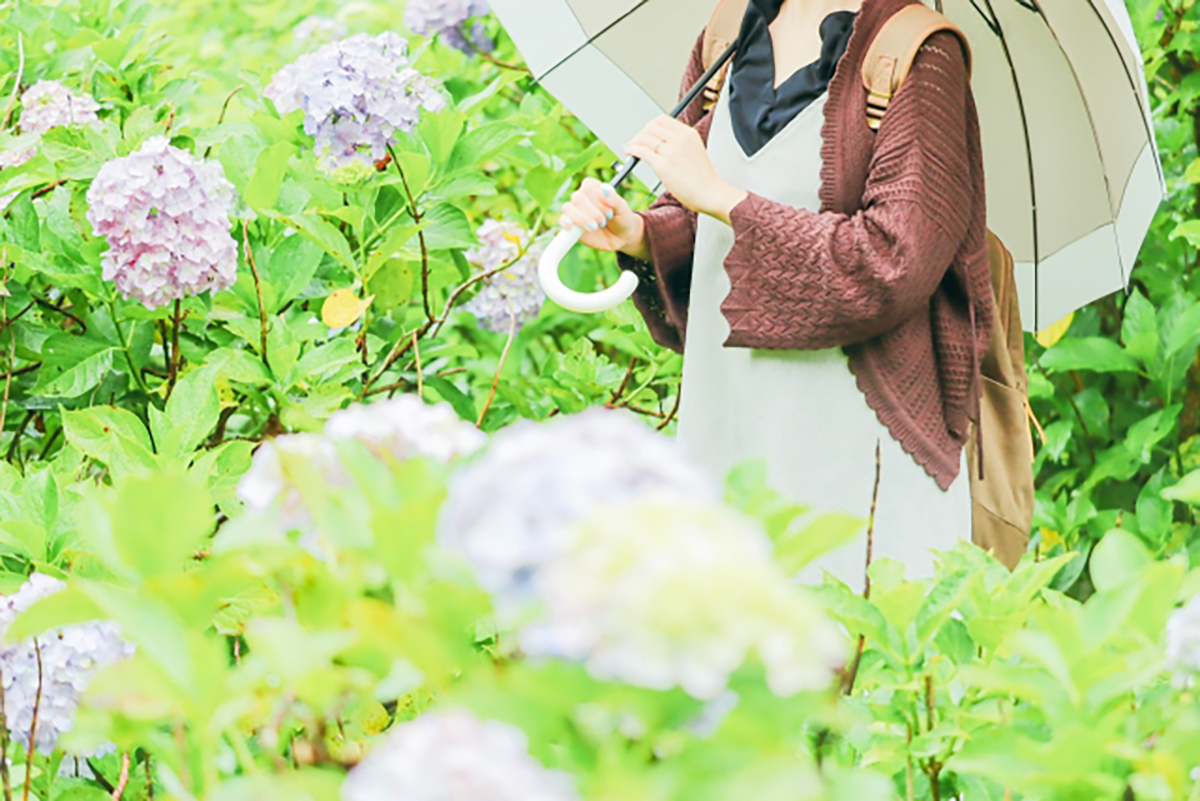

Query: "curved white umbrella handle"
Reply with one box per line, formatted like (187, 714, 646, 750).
(538, 224, 640, 314)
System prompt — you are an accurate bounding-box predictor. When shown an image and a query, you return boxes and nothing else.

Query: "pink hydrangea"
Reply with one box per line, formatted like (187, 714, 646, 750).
(265, 32, 446, 171)
(18, 80, 100, 135)
(85, 136, 237, 309)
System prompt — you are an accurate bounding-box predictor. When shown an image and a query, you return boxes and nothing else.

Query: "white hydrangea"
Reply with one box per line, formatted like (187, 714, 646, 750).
(436, 407, 720, 610)
(0, 574, 136, 754)
(403, 0, 494, 54)
(18, 80, 100, 136)
(341, 708, 579, 801)
(520, 497, 847, 700)
(325, 395, 486, 464)
(85, 136, 238, 310)
(293, 15, 348, 47)
(236, 434, 351, 535)
(1167, 595, 1200, 686)
(461, 220, 547, 333)
(265, 32, 446, 171)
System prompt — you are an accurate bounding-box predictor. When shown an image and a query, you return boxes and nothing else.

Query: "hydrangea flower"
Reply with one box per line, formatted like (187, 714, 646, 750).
(341, 708, 579, 801)
(85, 136, 238, 310)
(236, 434, 351, 536)
(18, 80, 100, 136)
(461, 220, 547, 333)
(520, 496, 847, 700)
(325, 395, 486, 464)
(0, 574, 136, 754)
(1167, 595, 1200, 686)
(403, 0, 494, 54)
(265, 32, 446, 171)
(293, 15, 348, 48)
(436, 407, 720, 610)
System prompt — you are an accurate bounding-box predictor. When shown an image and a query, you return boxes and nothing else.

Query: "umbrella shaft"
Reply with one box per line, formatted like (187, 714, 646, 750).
(609, 38, 740, 189)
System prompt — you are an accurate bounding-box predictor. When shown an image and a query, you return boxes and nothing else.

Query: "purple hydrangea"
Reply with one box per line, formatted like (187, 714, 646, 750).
(85, 136, 238, 310)
(265, 32, 446, 172)
(18, 80, 100, 136)
(0, 574, 136, 755)
(403, 0, 494, 54)
(461, 220, 546, 333)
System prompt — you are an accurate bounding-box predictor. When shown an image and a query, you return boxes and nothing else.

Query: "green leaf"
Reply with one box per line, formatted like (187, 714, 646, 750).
(1089, 528, 1152, 593)
(279, 211, 354, 270)
(419, 109, 464, 168)
(62, 407, 157, 476)
(1039, 337, 1141, 374)
(1186, 159, 1200, 184)
(292, 338, 360, 382)
(1171, 219, 1200, 246)
(446, 122, 524, 174)
(261, 234, 323, 312)
(915, 568, 971, 647)
(392, 152, 433, 199)
(367, 259, 416, 309)
(525, 165, 565, 210)
(244, 141, 295, 210)
(364, 223, 421, 282)
(423, 375, 476, 422)
(163, 367, 222, 456)
(422, 203, 476, 251)
(108, 471, 215, 580)
(34, 334, 115, 398)
(1121, 289, 1158, 367)
(775, 512, 863, 574)
(1164, 468, 1200, 504)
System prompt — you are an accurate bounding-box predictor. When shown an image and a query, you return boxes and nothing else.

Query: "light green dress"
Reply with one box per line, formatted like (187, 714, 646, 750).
(675, 80, 971, 594)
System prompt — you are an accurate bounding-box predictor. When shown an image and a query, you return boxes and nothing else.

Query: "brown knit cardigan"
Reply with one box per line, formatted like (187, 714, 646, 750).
(616, 0, 994, 490)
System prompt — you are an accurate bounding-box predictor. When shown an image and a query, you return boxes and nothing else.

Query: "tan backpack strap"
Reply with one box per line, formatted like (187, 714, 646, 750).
(701, 0, 750, 108)
(862, 4, 972, 130)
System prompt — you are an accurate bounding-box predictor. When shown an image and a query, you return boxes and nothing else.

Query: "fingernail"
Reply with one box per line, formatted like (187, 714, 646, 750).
(606, 210, 614, 219)
(602, 186, 611, 196)
(560, 216, 574, 229)
(588, 221, 598, 231)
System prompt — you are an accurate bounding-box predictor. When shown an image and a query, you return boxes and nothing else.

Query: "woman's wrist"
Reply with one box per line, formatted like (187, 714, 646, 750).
(617, 213, 651, 261)
(703, 182, 749, 225)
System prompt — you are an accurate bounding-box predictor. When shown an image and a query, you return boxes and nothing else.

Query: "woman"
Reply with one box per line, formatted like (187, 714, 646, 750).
(559, 0, 993, 591)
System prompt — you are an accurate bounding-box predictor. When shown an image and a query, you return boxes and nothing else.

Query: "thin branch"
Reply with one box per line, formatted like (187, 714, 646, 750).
(0, 327, 14, 438)
(22, 640, 41, 801)
(841, 440, 882, 696)
(476, 299, 517, 427)
(144, 754, 154, 799)
(167, 299, 182, 398)
(33, 296, 86, 332)
(0, 668, 11, 801)
(1, 34, 24, 130)
(110, 753, 130, 800)
(242, 222, 270, 368)
(202, 86, 245, 158)
(608, 358, 638, 405)
(655, 386, 683, 431)
(5, 411, 32, 463)
(411, 331, 423, 398)
(388, 145, 432, 322)
(85, 760, 115, 794)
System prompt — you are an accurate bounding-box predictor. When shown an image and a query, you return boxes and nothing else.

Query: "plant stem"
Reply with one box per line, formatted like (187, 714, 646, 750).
(144, 754, 153, 799)
(476, 300, 517, 427)
(167, 299, 182, 398)
(111, 753, 130, 800)
(107, 299, 149, 393)
(22, 641, 41, 801)
(242, 222, 270, 369)
(0, 668, 11, 801)
(388, 145, 432, 322)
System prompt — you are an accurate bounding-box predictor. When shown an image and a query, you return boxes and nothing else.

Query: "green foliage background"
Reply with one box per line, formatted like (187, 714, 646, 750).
(0, 0, 1197, 799)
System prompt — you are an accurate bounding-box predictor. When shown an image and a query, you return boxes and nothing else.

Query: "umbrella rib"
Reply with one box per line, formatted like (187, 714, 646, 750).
(978, 0, 1040, 328)
(1024, 0, 1127, 294)
(1076, 0, 1165, 191)
(964, 0, 1002, 38)
(532, 0, 652, 86)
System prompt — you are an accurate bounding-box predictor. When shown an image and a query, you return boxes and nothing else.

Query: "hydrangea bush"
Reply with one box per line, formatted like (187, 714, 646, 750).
(0, 1, 1199, 800)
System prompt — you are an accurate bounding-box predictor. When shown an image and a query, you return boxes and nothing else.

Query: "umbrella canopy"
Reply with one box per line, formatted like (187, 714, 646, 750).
(488, 0, 1164, 330)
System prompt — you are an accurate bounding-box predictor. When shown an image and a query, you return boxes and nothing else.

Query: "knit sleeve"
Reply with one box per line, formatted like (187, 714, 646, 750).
(614, 32, 713, 354)
(718, 31, 974, 351)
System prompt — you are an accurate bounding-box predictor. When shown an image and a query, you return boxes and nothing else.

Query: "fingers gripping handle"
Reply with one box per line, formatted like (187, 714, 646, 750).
(537, 225, 640, 314)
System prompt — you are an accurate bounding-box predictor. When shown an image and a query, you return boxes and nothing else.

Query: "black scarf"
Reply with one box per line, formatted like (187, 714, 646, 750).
(728, 0, 857, 157)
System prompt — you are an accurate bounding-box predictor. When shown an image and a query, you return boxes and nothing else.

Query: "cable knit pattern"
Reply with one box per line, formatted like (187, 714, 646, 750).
(616, 0, 993, 490)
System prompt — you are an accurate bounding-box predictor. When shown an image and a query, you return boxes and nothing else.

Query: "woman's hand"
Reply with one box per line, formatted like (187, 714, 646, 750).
(559, 177, 650, 260)
(624, 115, 748, 224)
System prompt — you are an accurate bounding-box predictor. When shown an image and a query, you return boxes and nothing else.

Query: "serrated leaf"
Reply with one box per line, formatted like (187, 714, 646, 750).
(422, 203, 476, 251)
(34, 334, 115, 398)
(62, 406, 157, 476)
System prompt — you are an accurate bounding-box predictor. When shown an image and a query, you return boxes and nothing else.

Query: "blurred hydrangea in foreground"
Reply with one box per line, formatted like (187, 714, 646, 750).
(341, 708, 578, 801)
(462, 220, 547, 334)
(0, 574, 136, 754)
(1167, 595, 1200, 686)
(265, 32, 445, 172)
(403, 0, 494, 54)
(238, 397, 482, 540)
(85, 136, 238, 309)
(293, 15, 348, 47)
(437, 407, 721, 608)
(522, 497, 847, 700)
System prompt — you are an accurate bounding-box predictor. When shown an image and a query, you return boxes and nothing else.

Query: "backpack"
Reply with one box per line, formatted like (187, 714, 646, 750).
(700, 0, 1034, 569)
